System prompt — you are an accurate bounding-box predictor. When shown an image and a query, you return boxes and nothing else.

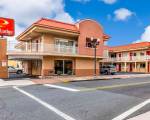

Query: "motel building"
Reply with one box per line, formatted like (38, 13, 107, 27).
(7, 18, 109, 77)
(101, 42, 150, 73)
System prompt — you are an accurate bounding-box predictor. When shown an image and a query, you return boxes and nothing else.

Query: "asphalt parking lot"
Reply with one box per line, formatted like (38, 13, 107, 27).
(1, 77, 150, 120)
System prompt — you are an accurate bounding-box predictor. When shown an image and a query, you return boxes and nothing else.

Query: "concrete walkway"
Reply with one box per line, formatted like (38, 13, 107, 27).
(0, 79, 34, 87)
(128, 111, 150, 120)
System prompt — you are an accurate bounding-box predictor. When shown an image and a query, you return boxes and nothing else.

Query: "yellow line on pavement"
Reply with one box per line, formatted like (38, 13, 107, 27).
(80, 81, 150, 92)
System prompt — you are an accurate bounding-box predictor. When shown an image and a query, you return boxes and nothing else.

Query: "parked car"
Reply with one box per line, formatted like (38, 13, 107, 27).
(100, 65, 116, 75)
(8, 66, 23, 74)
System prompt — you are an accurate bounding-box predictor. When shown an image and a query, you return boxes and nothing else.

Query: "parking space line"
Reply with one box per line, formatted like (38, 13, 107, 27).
(112, 99, 150, 120)
(44, 84, 80, 92)
(13, 86, 76, 120)
(80, 81, 150, 92)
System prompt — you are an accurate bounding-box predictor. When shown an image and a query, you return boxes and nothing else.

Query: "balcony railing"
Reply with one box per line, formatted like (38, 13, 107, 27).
(102, 56, 150, 62)
(7, 42, 78, 55)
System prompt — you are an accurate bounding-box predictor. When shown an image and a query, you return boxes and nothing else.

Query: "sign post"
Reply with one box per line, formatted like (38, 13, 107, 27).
(0, 17, 15, 78)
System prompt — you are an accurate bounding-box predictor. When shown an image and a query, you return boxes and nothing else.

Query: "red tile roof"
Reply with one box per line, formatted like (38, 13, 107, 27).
(34, 18, 79, 33)
(17, 18, 110, 41)
(109, 42, 150, 52)
(103, 34, 110, 40)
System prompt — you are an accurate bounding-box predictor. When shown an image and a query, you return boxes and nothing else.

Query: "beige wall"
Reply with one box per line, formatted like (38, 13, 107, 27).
(42, 34, 54, 44)
(75, 58, 99, 76)
(41, 56, 99, 76)
(42, 56, 75, 76)
(42, 34, 77, 44)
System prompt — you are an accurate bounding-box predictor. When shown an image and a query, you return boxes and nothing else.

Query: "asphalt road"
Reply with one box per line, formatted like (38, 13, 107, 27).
(1, 77, 150, 120)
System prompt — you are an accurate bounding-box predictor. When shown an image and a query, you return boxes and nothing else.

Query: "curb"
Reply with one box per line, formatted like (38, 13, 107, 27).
(62, 77, 122, 83)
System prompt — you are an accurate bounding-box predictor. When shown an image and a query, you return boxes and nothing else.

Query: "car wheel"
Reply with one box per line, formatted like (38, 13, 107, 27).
(104, 71, 108, 75)
(111, 73, 115, 75)
(17, 70, 22, 74)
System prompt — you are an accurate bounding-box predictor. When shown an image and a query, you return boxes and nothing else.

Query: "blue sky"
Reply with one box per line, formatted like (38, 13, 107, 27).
(0, 0, 150, 46)
(65, 0, 150, 46)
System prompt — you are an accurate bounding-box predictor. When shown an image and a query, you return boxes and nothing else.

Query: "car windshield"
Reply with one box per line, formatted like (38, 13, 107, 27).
(9, 66, 15, 69)
(109, 65, 115, 68)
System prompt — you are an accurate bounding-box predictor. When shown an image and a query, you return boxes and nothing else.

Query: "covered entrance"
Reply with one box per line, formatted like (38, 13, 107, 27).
(8, 55, 43, 78)
(54, 60, 73, 75)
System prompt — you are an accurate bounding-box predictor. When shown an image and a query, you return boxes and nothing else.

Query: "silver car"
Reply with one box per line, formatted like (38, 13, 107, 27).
(100, 65, 116, 75)
(8, 66, 23, 74)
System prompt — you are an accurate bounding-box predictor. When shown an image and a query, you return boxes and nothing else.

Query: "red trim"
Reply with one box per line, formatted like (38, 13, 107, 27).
(34, 24, 80, 33)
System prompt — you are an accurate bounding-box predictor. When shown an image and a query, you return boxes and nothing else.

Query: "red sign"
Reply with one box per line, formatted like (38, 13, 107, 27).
(0, 17, 15, 36)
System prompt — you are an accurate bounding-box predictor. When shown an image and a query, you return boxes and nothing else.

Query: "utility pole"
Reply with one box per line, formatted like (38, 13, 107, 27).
(90, 37, 100, 77)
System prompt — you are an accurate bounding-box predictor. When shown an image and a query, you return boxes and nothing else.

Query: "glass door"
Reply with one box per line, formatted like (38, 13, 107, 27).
(55, 60, 63, 75)
(54, 60, 73, 75)
(64, 60, 73, 75)
(55, 39, 67, 53)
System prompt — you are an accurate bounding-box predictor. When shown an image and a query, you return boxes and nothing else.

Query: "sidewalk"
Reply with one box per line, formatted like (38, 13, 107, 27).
(32, 74, 150, 85)
(1, 74, 150, 87)
(128, 111, 150, 120)
(0, 79, 34, 87)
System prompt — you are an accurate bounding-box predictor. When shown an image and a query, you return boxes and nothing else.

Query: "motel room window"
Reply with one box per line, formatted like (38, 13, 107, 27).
(55, 39, 75, 47)
(86, 37, 93, 48)
(67, 41, 74, 46)
(140, 52, 145, 56)
(133, 53, 136, 56)
(110, 53, 116, 58)
(140, 63, 145, 68)
(119, 53, 121, 57)
(146, 51, 150, 55)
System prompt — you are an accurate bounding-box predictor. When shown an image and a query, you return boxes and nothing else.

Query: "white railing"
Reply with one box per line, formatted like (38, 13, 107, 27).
(7, 42, 78, 55)
(103, 50, 109, 58)
(102, 56, 150, 62)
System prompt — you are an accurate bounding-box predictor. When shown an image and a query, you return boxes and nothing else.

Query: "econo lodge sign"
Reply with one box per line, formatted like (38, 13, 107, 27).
(0, 17, 15, 36)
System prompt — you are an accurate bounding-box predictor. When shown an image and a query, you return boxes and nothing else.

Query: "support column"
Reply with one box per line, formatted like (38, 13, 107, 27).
(124, 62, 127, 72)
(135, 62, 137, 72)
(146, 61, 148, 73)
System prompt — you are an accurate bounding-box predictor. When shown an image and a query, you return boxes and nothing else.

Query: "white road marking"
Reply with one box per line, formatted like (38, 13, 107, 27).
(127, 111, 150, 120)
(13, 86, 76, 120)
(44, 84, 80, 92)
(112, 99, 150, 120)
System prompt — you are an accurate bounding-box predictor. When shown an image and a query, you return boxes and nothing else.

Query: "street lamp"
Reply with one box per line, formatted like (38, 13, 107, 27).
(90, 37, 100, 76)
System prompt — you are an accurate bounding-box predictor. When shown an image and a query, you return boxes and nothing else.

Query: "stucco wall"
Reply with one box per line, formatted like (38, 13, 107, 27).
(75, 58, 99, 76)
(76, 20, 104, 57)
(42, 56, 75, 76)
(41, 56, 99, 76)
(42, 34, 54, 44)
(0, 39, 8, 78)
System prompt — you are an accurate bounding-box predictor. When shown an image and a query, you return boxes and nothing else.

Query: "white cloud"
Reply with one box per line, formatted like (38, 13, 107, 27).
(114, 8, 133, 21)
(101, 0, 117, 4)
(134, 26, 150, 43)
(0, 0, 74, 42)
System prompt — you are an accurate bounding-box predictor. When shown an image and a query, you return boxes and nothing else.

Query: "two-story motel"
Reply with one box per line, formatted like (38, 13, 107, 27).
(101, 42, 150, 73)
(7, 18, 109, 77)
